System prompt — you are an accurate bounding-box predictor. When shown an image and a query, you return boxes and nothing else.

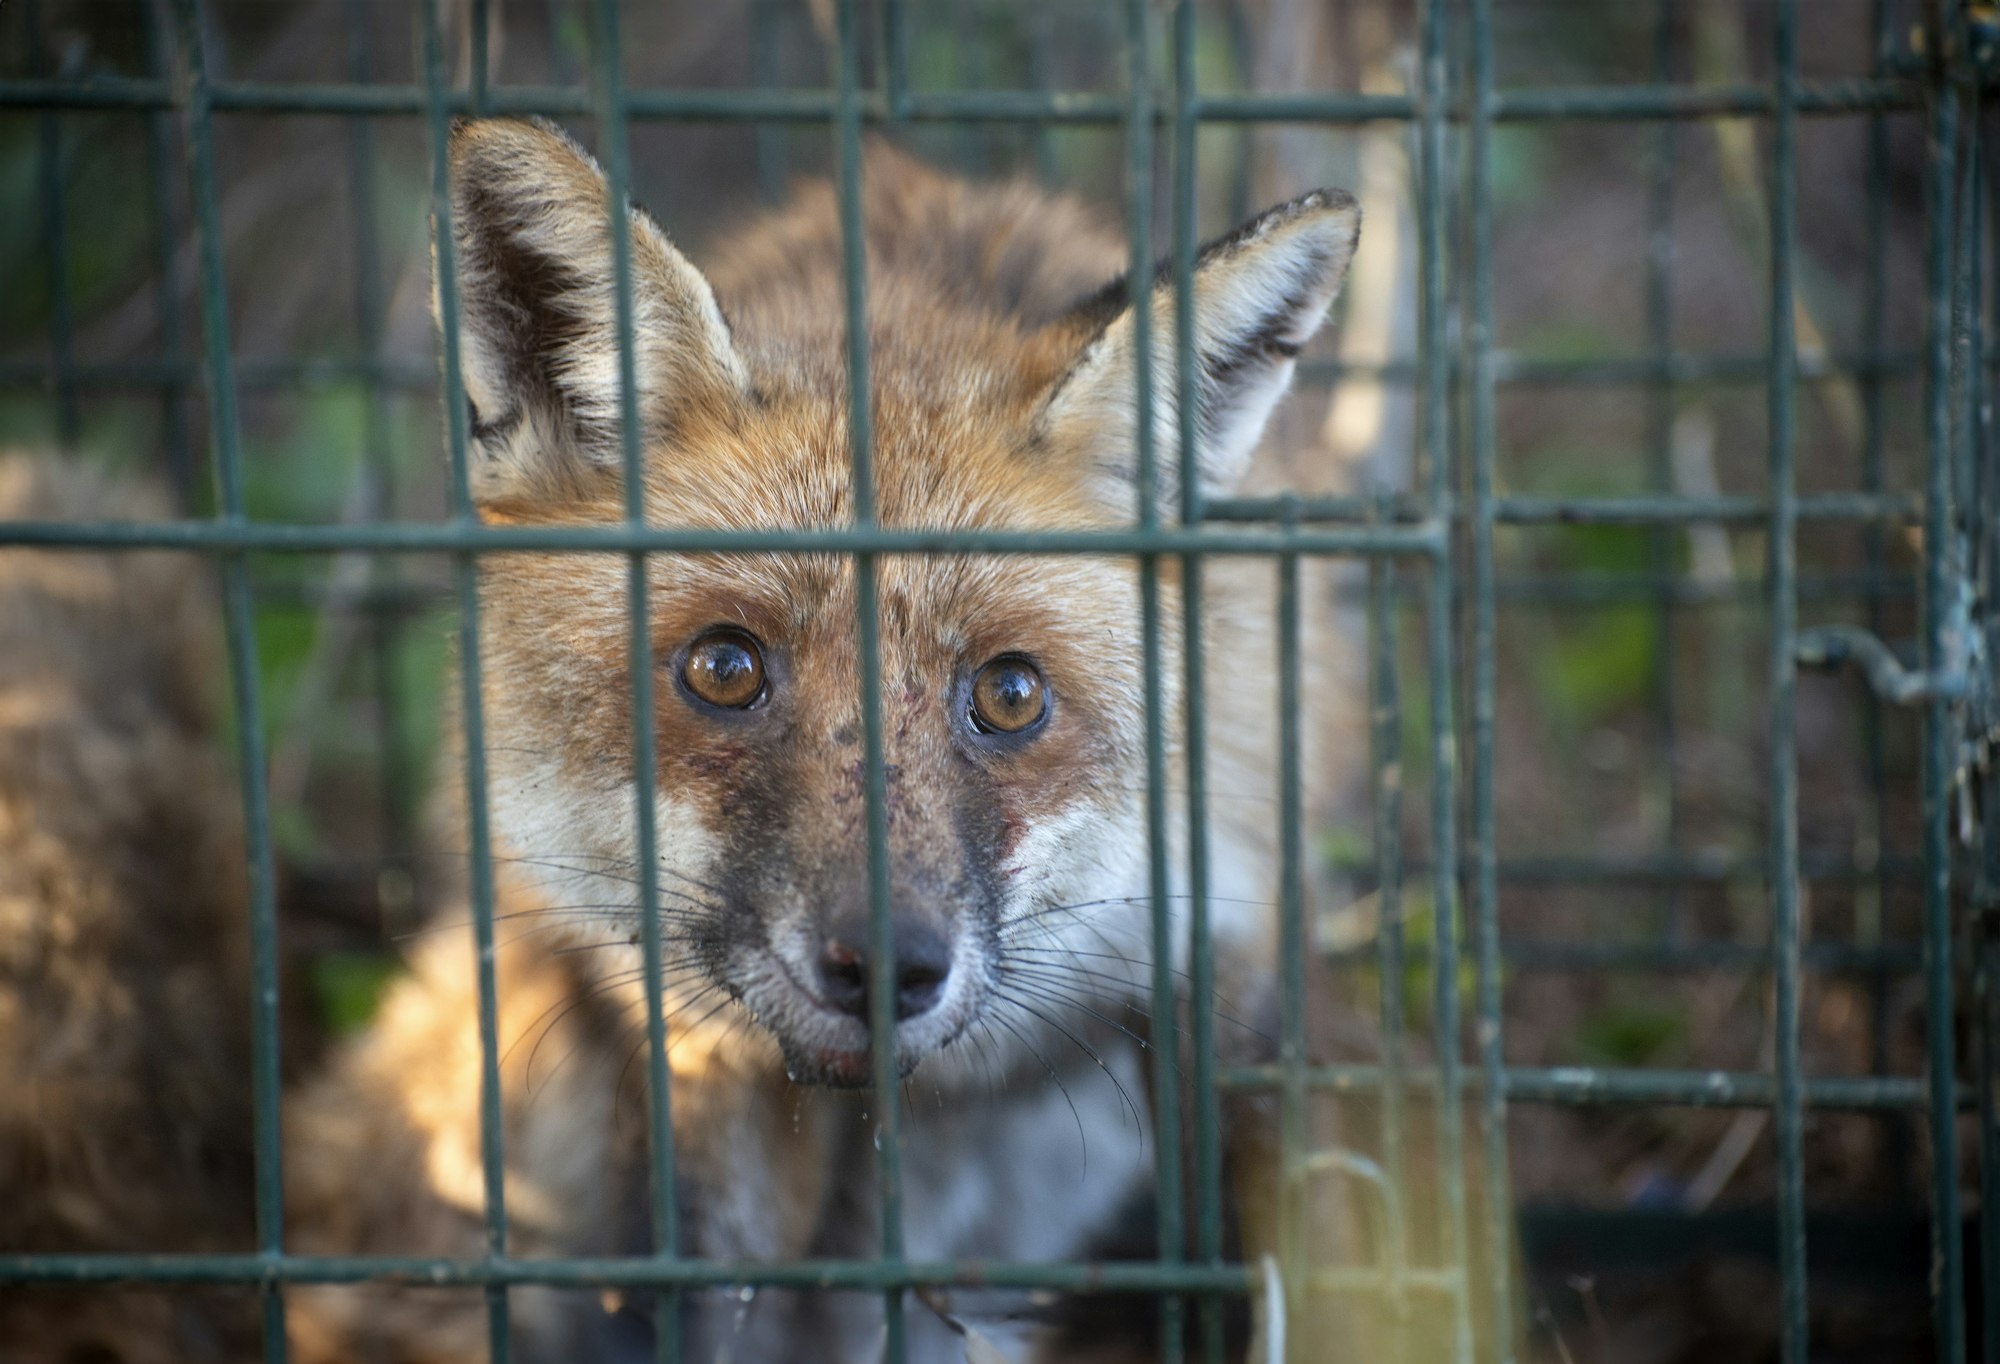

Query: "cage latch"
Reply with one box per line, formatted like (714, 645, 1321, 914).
(1795, 626, 1969, 706)
(1799, 561, 1997, 860)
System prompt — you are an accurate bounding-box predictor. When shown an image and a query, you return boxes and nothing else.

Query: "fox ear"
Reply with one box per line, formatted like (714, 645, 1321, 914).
(438, 118, 749, 507)
(1035, 189, 1359, 511)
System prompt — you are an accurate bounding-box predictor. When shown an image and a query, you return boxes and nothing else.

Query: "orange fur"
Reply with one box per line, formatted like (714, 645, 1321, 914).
(297, 122, 1356, 1364)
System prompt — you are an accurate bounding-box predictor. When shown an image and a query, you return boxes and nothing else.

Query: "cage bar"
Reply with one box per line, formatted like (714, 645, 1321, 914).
(1464, 1, 1515, 1357)
(1168, 5, 1228, 1362)
(586, 1, 684, 1357)
(1762, 2, 1808, 1357)
(0, 73, 1931, 123)
(0, 3, 1985, 1362)
(25, 0, 79, 445)
(1922, 28, 1969, 1364)
(1642, 0, 1683, 954)
(416, 1, 512, 1357)
(340, 0, 416, 896)
(1415, 0, 1474, 1354)
(163, 1, 291, 1358)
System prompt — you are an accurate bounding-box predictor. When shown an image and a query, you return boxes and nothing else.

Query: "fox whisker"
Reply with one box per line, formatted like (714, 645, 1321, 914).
(990, 970, 1154, 1053)
(990, 986, 1145, 1141)
(999, 955, 1272, 1047)
(983, 1005, 1088, 1166)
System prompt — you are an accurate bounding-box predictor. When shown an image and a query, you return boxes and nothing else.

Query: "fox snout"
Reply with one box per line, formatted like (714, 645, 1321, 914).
(768, 912, 965, 1087)
(812, 916, 953, 1024)
(728, 843, 1002, 1087)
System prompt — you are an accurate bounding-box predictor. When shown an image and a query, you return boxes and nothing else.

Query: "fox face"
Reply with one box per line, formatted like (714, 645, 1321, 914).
(441, 119, 1357, 1089)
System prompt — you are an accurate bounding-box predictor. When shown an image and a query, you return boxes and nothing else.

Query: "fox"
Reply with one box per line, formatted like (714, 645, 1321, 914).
(0, 457, 260, 1363)
(281, 117, 1362, 1364)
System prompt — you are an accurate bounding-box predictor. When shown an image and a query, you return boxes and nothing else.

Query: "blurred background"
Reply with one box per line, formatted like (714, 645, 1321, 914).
(0, 2, 1965, 1361)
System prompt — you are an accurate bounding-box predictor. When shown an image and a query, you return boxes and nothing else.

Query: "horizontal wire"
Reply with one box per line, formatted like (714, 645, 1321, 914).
(1216, 1063, 1971, 1111)
(0, 348, 1935, 393)
(0, 518, 1445, 556)
(0, 76, 1925, 121)
(0, 1253, 1259, 1293)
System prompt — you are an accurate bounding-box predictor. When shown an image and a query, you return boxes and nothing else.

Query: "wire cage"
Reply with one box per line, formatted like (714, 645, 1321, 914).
(0, 1, 1994, 1362)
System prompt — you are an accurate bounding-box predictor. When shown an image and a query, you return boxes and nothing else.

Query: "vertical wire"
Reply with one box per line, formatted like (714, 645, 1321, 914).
(166, 2, 287, 1357)
(589, 4, 681, 1358)
(1368, 492, 1412, 1349)
(25, 0, 79, 446)
(1950, 110, 1983, 1364)
(546, 0, 576, 87)
(833, 2, 903, 1359)
(1223, 0, 1253, 223)
(1764, 2, 1808, 1359)
(1644, 0, 1684, 948)
(882, 0, 911, 121)
(952, 3, 986, 172)
(1276, 496, 1308, 1341)
(1025, 9, 1059, 185)
(751, 0, 788, 202)
(1978, 111, 2000, 1364)
(1416, 0, 1474, 1355)
(1983, 831, 2000, 1364)
(141, 0, 195, 508)
(419, 3, 511, 1358)
(1923, 26, 1970, 1362)
(469, 0, 490, 106)
(1168, 6, 1222, 1362)
(1465, 0, 1515, 1357)
(1125, 1, 1185, 1356)
(1858, 0, 1902, 1178)
(342, 0, 413, 902)
(1976, 87, 1992, 1364)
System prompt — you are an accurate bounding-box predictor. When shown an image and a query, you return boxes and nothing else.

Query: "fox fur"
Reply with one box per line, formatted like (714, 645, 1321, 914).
(1, 121, 1361, 1364)
(0, 457, 259, 1362)
(284, 120, 1360, 1364)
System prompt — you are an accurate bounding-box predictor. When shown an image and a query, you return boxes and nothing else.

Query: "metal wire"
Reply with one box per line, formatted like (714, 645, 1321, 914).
(0, 3, 1986, 1363)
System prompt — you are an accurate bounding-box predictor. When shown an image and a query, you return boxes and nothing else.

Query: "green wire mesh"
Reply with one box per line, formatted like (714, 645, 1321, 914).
(0, 4, 1994, 1364)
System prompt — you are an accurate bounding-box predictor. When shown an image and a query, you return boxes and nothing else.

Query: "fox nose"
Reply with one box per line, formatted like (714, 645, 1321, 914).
(816, 921, 952, 1022)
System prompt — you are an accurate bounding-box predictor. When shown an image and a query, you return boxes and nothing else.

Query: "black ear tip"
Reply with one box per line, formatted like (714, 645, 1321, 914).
(1302, 186, 1359, 214)
(520, 113, 581, 143)
(446, 117, 509, 174)
(448, 116, 581, 162)
(1197, 187, 1360, 268)
(447, 115, 519, 154)
(1274, 187, 1361, 232)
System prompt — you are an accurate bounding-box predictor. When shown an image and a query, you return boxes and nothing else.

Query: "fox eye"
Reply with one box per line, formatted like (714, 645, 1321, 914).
(969, 656, 1047, 736)
(682, 629, 767, 710)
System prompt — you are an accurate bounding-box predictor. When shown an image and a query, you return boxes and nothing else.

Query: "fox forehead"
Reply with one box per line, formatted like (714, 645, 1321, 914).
(482, 342, 1105, 536)
(476, 368, 1147, 677)
(477, 340, 1150, 725)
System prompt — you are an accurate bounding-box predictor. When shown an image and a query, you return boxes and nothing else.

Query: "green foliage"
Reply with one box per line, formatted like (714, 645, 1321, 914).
(310, 950, 403, 1037)
(1399, 890, 1480, 1039)
(390, 608, 453, 791)
(1574, 999, 1688, 1068)
(0, 135, 50, 325)
(245, 388, 368, 521)
(1318, 824, 1373, 877)
(2, 117, 165, 348)
(1339, 885, 1490, 1042)
(1490, 128, 1553, 212)
(1537, 602, 1658, 726)
(1511, 433, 1681, 728)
